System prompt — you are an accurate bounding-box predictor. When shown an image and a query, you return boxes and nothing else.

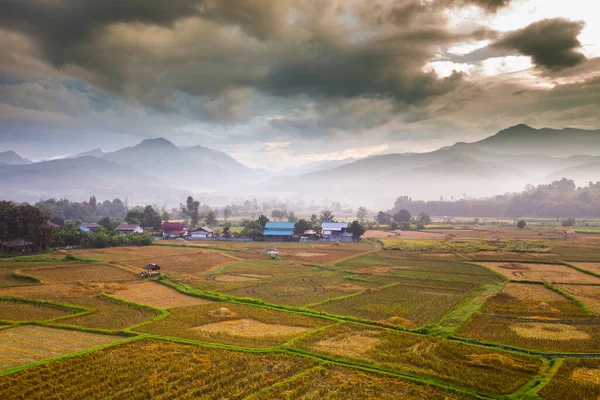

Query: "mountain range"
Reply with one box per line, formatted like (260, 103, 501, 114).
(1, 124, 599, 206)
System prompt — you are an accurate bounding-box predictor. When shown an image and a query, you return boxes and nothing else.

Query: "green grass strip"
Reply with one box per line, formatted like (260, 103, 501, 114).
(542, 282, 594, 315)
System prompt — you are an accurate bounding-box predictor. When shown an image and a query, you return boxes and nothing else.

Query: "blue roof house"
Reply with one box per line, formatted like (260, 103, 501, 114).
(263, 222, 296, 241)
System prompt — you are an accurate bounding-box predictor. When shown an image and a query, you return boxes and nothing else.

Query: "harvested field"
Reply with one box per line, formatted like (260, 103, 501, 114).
(194, 318, 310, 337)
(0, 325, 121, 370)
(510, 322, 591, 340)
(24, 264, 136, 284)
(457, 314, 600, 352)
(224, 271, 381, 307)
(259, 365, 473, 400)
(0, 284, 158, 330)
(362, 230, 395, 239)
(557, 284, 600, 314)
(293, 252, 327, 257)
(109, 281, 211, 309)
(466, 251, 543, 261)
(0, 298, 75, 322)
(312, 331, 381, 357)
(127, 251, 233, 276)
(323, 283, 366, 293)
(474, 262, 600, 283)
(312, 283, 472, 327)
(68, 246, 202, 262)
(213, 274, 263, 282)
(294, 323, 541, 394)
(0, 340, 317, 399)
(0, 264, 41, 288)
(540, 359, 600, 400)
(138, 303, 330, 348)
(395, 231, 446, 239)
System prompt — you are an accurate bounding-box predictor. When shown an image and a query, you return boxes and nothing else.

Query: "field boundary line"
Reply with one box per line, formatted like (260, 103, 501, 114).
(512, 358, 564, 400)
(560, 260, 600, 279)
(542, 282, 594, 315)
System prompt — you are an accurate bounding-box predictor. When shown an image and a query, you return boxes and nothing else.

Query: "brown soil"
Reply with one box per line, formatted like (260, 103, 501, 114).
(324, 284, 366, 293)
(355, 267, 391, 274)
(510, 323, 591, 340)
(312, 333, 381, 358)
(173, 238, 188, 245)
(530, 302, 560, 313)
(557, 284, 600, 314)
(502, 283, 566, 303)
(571, 368, 600, 385)
(362, 230, 395, 239)
(194, 318, 309, 337)
(379, 316, 414, 328)
(294, 252, 327, 257)
(110, 281, 211, 309)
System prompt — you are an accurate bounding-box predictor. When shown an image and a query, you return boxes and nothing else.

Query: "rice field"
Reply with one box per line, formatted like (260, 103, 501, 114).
(108, 281, 213, 309)
(539, 359, 600, 400)
(22, 263, 137, 284)
(0, 325, 122, 370)
(556, 284, 600, 314)
(473, 262, 600, 284)
(291, 323, 542, 394)
(126, 251, 234, 276)
(0, 297, 76, 322)
(138, 303, 331, 348)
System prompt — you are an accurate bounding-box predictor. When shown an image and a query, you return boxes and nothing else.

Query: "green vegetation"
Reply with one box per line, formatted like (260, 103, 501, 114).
(539, 358, 600, 400)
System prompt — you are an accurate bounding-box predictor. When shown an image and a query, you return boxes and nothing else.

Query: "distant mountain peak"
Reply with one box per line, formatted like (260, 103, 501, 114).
(0, 150, 31, 165)
(138, 137, 177, 148)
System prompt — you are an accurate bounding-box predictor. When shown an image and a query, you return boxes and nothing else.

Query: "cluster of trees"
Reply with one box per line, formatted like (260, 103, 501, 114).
(0, 201, 54, 250)
(389, 179, 600, 219)
(34, 197, 128, 224)
(125, 206, 162, 230)
(374, 209, 432, 229)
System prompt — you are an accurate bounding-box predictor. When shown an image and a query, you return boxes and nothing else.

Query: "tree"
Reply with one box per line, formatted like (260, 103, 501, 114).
(393, 209, 411, 223)
(98, 216, 115, 231)
(162, 211, 170, 222)
(347, 220, 366, 240)
(562, 217, 576, 227)
(258, 214, 269, 228)
(517, 220, 527, 229)
(416, 212, 432, 226)
(310, 214, 318, 225)
(294, 219, 312, 235)
(206, 210, 217, 227)
(356, 206, 367, 222)
(271, 209, 287, 221)
(222, 223, 231, 238)
(320, 210, 334, 223)
(89, 195, 97, 216)
(223, 207, 232, 222)
(142, 205, 162, 230)
(181, 196, 200, 227)
(0, 201, 53, 251)
(287, 212, 298, 223)
(240, 221, 264, 239)
(375, 211, 392, 225)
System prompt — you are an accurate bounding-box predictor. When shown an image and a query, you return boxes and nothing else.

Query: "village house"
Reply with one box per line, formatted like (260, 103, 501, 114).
(115, 223, 144, 234)
(189, 226, 214, 239)
(263, 222, 295, 241)
(47, 221, 60, 228)
(322, 222, 353, 242)
(1, 239, 34, 254)
(161, 222, 188, 238)
(77, 223, 101, 233)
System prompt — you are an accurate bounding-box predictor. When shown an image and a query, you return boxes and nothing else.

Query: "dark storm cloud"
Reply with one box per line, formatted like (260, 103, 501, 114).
(460, 18, 587, 70)
(492, 18, 586, 69)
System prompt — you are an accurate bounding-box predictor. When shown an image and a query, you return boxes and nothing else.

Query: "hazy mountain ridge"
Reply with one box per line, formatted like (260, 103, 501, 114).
(1, 124, 599, 206)
(0, 150, 32, 165)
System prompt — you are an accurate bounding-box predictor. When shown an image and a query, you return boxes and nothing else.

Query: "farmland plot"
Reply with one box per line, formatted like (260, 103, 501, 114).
(108, 281, 212, 309)
(23, 263, 137, 284)
(311, 282, 473, 327)
(0, 325, 121, 370)
(127, 251, 233, 276)
(138, 303, 331, 348)
(0, 298, 76, 322)
(473, 262, 600, 283)
(291, 323, 542, 394)
(0, 340, 317, 399)
(457, 283, 600, 352)
(556, 284, 600, 314)
(259, 365, 475, 400)
(539, 359, 600, 400)
(68, 245, 203, 262)
(0, 284, 158, 330)
(223, 271, 382, 307)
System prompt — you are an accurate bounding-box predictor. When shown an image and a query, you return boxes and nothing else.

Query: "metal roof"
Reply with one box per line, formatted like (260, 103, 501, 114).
(265, 222, 296, 230)
(321, 222, 348, 231)
(263, 230, 294, 236)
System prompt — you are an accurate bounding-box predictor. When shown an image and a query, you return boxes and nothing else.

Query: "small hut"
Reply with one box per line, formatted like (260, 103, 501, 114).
(141, 263, 161, 278)
(1, 239, 34, 254)
(564, 230, 577, 239)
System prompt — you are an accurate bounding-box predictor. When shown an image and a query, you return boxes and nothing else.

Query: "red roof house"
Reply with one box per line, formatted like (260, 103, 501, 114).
(47, 221, 60, 228)
(161, 222, 188, 238)
(115, 223, 143, 234)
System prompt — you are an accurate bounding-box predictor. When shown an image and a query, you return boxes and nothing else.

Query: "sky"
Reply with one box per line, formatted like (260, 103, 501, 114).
(0, 0, 599, 170)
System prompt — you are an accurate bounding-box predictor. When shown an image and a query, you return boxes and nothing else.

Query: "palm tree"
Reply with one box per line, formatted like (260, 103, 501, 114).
(319, 209, 334, 223)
